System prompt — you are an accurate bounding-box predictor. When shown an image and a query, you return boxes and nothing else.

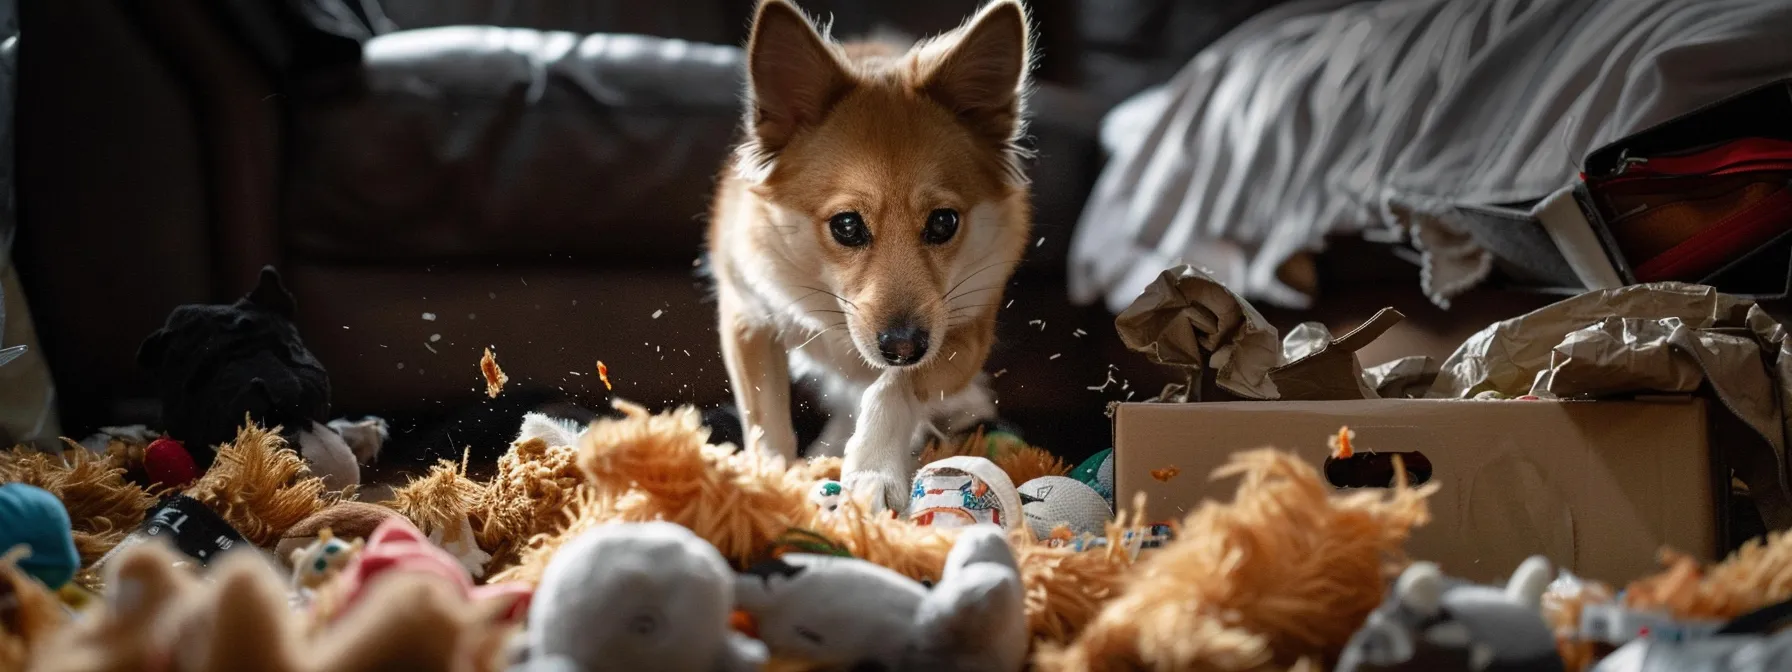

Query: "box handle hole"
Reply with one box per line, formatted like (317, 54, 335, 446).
(1324, 452, 1432, 489)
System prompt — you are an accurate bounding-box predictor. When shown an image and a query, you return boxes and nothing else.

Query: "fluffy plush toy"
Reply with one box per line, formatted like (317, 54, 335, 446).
(734, 524, 1027, 671)
(1589, 597, 1792, 671)
(1336, 556, 1564, 672)
(521, 521, 767, 672)
(275, 501, 400, 567)
(0, 443, 156, 570)
(31, 540, 518, 672)
(908, 456, 1024, 532)
(1036, 449, 1435, 671)
(289, 528, 364, 592)
(136, 266, 359, 489)
(0, 547, 67, 671)
(314, 517, 532, 625)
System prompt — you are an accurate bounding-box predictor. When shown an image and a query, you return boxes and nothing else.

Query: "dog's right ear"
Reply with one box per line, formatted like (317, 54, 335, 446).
(739, 0, 851, 176)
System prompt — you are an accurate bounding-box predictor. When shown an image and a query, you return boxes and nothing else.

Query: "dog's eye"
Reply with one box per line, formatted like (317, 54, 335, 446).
(923, 208, 959, 245)
(829, 212, 870, 248)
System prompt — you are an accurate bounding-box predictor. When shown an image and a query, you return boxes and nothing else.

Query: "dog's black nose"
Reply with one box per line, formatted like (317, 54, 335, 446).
(877, 323, 930, 366)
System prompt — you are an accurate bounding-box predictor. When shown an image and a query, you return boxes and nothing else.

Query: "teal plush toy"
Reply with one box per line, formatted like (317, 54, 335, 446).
(0, 482, 80, 589)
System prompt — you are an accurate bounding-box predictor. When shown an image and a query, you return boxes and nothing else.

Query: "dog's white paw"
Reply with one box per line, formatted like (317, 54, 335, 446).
(840, 468, 911, 514)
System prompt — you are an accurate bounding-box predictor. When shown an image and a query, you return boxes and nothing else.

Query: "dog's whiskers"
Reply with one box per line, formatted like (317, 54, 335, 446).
(941, 259, 1019, 305)
(945, 302, 1001, 316)
(796, 285, 859, 310)
(794, 323, 848, 351)
(944, 285, 1006, 305)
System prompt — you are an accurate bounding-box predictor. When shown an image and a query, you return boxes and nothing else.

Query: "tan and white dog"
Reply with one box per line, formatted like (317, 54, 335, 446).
(707, 0, 1034, 511)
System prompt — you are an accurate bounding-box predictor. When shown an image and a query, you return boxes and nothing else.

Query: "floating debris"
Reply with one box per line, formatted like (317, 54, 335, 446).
(1329, 426, 1357, 459)
(480, 347, 508, 398)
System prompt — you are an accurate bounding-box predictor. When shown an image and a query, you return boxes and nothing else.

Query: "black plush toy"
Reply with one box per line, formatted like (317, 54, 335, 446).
(136, 266, 353, 486)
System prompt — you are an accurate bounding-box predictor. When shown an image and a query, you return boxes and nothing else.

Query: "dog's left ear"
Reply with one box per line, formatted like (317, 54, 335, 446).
(918, 1, 1031, 150)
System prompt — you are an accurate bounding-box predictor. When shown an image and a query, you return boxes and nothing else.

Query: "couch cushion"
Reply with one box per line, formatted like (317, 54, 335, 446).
(284, 27, 1103, 273)
(285, 28, 743, 266)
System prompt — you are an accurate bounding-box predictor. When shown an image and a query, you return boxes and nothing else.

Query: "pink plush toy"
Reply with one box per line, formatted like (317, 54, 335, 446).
(329, 517, 532, 622)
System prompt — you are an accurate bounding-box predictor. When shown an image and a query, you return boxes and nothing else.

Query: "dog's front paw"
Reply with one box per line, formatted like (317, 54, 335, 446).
(840, 468, 911, 514)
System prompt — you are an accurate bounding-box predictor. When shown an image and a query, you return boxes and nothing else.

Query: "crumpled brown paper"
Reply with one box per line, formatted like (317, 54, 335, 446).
(1116, 265, 1401, 402)
(1116, 265, 1282, 400)
(1271, 308, 1403, 401)
(1428, 282, 1792, 529)
(1363, 356, 1440, 399)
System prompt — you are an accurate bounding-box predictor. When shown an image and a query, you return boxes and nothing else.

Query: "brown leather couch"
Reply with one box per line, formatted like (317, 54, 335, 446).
(20, 0, 1542, 469)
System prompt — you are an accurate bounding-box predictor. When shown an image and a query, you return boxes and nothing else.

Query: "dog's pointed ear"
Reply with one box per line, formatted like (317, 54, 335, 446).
(244, 266, 297, 318)
(918, 1, 1031, 152)
(742, 0, 851, 166)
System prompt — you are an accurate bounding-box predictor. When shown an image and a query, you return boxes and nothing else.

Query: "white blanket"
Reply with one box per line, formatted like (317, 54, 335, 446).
(1069, 0, 1792, 312)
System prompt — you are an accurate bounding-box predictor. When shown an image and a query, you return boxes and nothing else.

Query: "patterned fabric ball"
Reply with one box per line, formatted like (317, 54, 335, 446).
(907, 456, 1022, 531)
(1018, 476, 1112, 541)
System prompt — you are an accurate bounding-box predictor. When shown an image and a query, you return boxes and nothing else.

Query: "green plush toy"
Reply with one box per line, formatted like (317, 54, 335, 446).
(1070, 448, 1115, 504)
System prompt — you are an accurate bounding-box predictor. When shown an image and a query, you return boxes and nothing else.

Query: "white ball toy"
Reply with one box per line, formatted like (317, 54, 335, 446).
(1018, 476, 1112, 541)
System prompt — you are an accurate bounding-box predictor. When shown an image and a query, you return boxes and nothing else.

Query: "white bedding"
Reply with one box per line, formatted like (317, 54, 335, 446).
(1068, 0, 1792, 311)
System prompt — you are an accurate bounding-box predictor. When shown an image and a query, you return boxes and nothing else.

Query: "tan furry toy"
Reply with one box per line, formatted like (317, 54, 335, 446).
(1542, 529, 1792, 670)
(0, 547, 68, 671)
(382, 437, 589, 580)
(488, 400, 1148, 652)
(494, 401, 821, 580)
(28, 540, 516, 672)
(1035, 449, 1435, 672)
(0, 444, 156, 567)
(3, 422, 347, 596)
(1622, 530, 1792, 619)
(180, 422, 338, 547)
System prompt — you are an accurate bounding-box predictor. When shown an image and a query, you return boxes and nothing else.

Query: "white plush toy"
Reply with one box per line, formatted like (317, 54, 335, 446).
(519, 522, 767, 672)
(734, 524, 1028, 671)
(1017, 476, 1112, 541)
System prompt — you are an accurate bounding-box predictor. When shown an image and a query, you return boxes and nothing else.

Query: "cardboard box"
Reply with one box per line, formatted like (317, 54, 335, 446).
(1113, 397, 1721, 585)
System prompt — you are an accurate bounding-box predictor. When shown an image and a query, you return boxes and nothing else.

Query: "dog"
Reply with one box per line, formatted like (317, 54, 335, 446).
(707, 0, 1034, 511)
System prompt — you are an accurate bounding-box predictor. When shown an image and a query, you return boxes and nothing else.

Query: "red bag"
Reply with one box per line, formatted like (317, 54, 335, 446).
(1584, 137, 1792, 283)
